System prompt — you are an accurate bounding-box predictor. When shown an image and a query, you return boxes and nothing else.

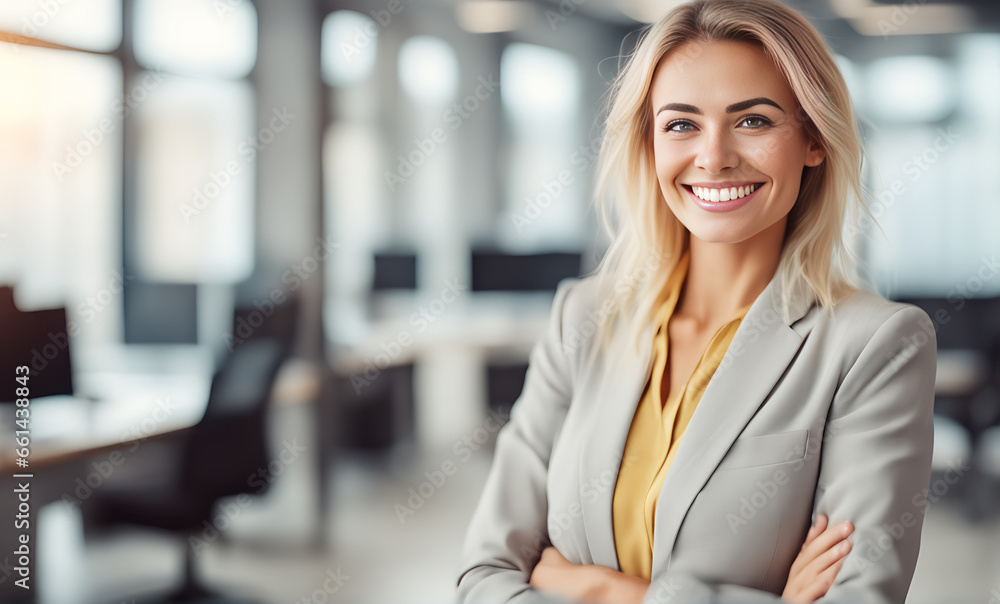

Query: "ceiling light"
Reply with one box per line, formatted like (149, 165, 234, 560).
(456, 1, 532, 33)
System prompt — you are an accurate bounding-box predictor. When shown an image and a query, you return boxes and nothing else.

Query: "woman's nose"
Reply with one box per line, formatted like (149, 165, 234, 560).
(693, 129, 739, 174)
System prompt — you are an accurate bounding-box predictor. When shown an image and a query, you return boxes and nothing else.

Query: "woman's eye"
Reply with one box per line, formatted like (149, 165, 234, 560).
(739, 115, 772, 129)
(662, 120, 695, 133)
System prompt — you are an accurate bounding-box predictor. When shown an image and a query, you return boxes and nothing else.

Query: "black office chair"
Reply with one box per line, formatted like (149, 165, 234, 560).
(91, 337, 286, 601)
(231, 292, 300, 359)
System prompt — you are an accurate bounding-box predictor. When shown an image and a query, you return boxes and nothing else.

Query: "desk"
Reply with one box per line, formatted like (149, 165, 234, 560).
(0, 344, 212, 602)
(327, 292, 554, 450)
(0, 343, 322, 602)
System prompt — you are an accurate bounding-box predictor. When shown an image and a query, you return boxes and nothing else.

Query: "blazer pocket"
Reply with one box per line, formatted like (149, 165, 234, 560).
(716, 429, 809, 471)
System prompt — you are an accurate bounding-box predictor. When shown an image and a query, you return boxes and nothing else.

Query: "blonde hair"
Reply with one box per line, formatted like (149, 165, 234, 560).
(585, 0, 871, 358)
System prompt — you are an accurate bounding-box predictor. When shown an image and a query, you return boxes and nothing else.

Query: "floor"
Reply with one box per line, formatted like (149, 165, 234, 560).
(38, 405, 1000, 604)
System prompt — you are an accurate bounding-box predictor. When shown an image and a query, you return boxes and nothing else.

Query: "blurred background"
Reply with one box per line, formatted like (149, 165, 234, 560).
(0, 0, 998, 602)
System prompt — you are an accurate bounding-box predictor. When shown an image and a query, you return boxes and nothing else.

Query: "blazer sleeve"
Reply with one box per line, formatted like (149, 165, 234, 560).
(456, 278, 580, 604)
(641, 305, 937, 604)
(812, 305, 937, 603)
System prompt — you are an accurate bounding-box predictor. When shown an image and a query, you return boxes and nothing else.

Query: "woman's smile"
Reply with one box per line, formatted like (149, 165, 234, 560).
(681, 181, 766, 213)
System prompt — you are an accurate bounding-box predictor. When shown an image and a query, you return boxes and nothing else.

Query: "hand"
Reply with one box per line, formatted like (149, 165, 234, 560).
(781, 514, 855, 603)
(529, 546, 649, 604)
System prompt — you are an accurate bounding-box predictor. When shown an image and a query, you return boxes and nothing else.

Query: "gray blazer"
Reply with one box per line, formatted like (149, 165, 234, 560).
(456, 269, 937, 604)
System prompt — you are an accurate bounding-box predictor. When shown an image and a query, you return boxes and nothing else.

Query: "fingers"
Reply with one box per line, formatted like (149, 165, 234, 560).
(789, 517, 852, 582)
(801, 514, 828, 549)
(800, 557, 847, 602)
(801, 519, 854, 567)
(784, 517, 855, 603)
(804, 535, 852, 577)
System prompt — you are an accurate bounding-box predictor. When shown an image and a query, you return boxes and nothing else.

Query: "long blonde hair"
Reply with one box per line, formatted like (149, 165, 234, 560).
(585, 0, 872, 357)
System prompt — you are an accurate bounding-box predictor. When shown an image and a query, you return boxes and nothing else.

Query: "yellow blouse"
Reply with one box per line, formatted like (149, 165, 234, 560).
(611, 248, 753, 580)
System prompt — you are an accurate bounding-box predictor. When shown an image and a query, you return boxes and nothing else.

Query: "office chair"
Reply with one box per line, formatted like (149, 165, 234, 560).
(90, 337, 287, 601)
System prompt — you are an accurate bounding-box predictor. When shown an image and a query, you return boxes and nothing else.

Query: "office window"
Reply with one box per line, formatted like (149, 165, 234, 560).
(132, 76, 255, 283)
(395, 35, 460, 288)
(322, 10, 378, 88)
(861, 44, 1000, 297)
(498, 42, 584, 252)
(321, 11, 387, 345)
(864, 56, 955, 123)
(0, 42, 122, 347)
(0, 0, 122, 52)
(129, 0, 257, 286)
(133, 0, 257, 79)
(398, 35, 459, 105)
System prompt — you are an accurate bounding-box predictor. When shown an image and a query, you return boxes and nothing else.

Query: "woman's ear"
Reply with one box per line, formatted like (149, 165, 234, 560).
(805, 138, 826, 167)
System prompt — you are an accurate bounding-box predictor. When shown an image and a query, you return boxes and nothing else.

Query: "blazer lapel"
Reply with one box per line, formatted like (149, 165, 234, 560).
(578, 307, 658, 570)
(577, 270, 815, 573)
(648, 273, 814, 576)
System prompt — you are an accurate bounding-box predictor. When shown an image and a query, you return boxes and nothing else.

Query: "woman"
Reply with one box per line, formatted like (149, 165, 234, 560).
(457, 1, 937, 603)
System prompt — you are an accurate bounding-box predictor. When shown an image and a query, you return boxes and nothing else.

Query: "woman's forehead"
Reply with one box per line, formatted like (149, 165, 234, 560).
(650, 40, 798, 111)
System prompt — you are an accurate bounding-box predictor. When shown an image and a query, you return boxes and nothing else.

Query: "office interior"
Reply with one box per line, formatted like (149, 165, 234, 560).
(0, 0, 998, 602)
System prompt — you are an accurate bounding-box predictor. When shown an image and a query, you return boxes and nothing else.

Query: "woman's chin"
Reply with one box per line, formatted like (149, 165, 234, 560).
(684, 225, 756, 245)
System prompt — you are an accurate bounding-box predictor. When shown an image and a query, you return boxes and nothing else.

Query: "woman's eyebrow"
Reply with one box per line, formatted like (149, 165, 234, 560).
(726, 97, 784, 113)
(654, 97, 785, 115)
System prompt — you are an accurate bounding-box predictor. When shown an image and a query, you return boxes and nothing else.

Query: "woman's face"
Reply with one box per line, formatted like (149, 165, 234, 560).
(650, 40, 825, 244)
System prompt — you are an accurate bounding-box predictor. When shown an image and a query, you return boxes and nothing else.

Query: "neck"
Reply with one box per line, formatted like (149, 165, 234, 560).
(676, 217, 786, 325)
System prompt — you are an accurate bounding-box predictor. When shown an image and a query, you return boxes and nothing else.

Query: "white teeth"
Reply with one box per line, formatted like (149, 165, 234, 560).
(690, 184, 758, 203)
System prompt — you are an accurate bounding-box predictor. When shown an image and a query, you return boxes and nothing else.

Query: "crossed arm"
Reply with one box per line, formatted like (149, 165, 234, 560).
(529, 513, 855, 604)
(457, 280, 936, 604)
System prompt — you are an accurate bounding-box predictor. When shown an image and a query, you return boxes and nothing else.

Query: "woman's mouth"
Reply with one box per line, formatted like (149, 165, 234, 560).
(681, 182, 765, 213)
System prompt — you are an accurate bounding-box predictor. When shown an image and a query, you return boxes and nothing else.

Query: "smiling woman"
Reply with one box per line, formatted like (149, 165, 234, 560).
(457, 2, 937, 604)
(651, 41, 826, 248)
